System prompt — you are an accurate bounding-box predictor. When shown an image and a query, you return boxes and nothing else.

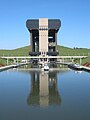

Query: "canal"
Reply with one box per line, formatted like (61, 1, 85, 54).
(0, 69, 90, 120)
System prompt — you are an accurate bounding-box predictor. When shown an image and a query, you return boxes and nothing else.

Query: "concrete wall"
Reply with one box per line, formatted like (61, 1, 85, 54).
(39, 18, 48, 53)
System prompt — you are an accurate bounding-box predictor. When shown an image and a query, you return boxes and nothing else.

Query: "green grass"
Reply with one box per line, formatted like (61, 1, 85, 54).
(0, 45, 90, 65)
(57, 45, 90, 56)
(57, 45, 90, 64)
(0, 46, 30, 56)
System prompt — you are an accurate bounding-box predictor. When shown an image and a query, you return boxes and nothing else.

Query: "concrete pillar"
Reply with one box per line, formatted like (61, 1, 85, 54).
(17, 58, 18, 64)
(13, 58, 16, 64)
(72, 59, 74, 63)
(7, 58, 8, 65)
(39, 18, 48, 54)
(30, 32, 32, 51)
(55, 33, 57, 51)
(80, 58, 82, 65)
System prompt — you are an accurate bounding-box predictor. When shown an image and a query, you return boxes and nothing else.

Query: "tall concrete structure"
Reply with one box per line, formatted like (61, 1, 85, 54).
(26, 18, 61, 63)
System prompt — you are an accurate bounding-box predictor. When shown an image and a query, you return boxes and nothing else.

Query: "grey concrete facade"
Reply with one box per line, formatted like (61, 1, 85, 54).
(26, 18, 61, 63)
(26, 18, 61, 54)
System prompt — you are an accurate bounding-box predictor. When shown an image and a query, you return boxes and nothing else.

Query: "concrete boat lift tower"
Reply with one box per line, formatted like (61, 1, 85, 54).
(26, 18, 61, 65)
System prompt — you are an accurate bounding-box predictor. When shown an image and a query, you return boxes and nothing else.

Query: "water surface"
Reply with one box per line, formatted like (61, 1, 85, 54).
(0, 69, 90, 120)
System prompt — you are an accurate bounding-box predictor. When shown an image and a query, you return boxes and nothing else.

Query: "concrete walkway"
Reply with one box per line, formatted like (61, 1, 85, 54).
(0, 62, 30, 72)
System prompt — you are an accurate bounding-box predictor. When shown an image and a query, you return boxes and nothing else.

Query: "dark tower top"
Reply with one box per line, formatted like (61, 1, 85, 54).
(26, 19, 61, 33)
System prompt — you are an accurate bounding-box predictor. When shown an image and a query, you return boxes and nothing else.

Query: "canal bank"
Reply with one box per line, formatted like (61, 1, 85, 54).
(0, 63, 90, 73)
(0, 62, 30, 72)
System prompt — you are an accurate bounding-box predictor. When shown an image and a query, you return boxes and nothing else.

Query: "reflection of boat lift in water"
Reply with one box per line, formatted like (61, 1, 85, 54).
(27, 71, 61, 107)
(68, 63, 83, 73)
(68, 63, 90, 73)
(42, 63, 49, 71)
(75, 70, 83, 74)
(41, 70, 49, 75)
(68, 63, 83, 71)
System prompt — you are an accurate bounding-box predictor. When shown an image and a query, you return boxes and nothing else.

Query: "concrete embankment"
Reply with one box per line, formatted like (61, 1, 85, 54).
(0, 65, 17, 72)
(68, 63, 90, 73)
(82, 66, 90, 72)
(0, 63, 30, 72)
(0, 63, 90, 73)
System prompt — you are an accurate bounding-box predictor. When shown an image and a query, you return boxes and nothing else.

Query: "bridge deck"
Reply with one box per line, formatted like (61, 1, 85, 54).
(0, 56, 87, 59)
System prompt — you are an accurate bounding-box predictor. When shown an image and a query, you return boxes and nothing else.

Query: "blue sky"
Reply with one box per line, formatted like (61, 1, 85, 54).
(0, 0, 90, 49)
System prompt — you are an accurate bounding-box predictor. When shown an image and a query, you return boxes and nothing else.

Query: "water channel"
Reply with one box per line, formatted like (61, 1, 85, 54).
(0, 68, 90, 120)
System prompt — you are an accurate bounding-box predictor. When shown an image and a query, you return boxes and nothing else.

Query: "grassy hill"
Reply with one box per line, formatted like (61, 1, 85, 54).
(57, 46, 90, 56)
(0, 45, 90, 65)
(0, 46, 30, 56)
(0, 45, 90, 56)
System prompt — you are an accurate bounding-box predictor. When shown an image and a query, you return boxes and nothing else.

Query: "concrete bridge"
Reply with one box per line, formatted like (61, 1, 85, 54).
(0, 55, 87, 59)
(0, 55, 88, 65)
(0, 55, 90, 73)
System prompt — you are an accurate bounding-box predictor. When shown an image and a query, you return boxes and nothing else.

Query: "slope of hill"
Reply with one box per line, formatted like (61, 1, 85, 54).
(0, 45, 90, 56)
(0, 46, 30, 56)
(57, 45, 90, 56)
